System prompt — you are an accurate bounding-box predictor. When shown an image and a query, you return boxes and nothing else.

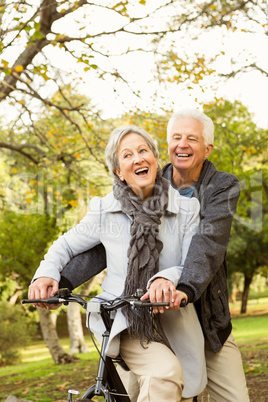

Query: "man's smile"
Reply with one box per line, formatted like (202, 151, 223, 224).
(176, 153, 192, 158)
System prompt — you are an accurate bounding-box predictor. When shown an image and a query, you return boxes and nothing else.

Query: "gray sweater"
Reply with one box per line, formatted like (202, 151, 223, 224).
(163, 160, 240, 352)
(60, 160, 240, 353)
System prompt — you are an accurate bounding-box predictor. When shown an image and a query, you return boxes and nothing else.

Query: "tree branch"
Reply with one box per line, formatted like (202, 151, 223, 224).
(0, 142, 41, 164)
(220, 62, 268, 79)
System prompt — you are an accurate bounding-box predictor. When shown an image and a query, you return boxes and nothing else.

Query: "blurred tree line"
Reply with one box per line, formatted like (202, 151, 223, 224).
(0, 0, 268, 364)
(0, 87, 267, 364)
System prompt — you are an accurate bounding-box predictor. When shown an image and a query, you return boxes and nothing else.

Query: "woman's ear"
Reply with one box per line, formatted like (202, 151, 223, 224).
(114, 169, 124, 181)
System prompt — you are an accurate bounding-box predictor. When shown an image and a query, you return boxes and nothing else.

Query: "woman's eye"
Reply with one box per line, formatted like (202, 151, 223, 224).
(140, 148, 147, 153)
(123, 153, 130, 158)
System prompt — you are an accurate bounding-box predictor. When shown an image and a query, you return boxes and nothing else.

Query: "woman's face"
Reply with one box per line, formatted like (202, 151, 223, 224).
(115, 133, 158, 200)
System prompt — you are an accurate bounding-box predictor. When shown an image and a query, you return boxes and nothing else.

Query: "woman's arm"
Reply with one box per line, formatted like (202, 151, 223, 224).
(28, 197, 103, 307)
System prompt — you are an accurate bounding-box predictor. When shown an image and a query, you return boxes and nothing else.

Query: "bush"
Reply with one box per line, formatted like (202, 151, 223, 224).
(0, 302, 35, 366)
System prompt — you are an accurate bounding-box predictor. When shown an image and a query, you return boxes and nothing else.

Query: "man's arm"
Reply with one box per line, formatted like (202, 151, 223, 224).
(177, 172, 240, 303)
(141, 196, 200, 312)
(28, 245, 107, 309)
(59, 244, 107, 290)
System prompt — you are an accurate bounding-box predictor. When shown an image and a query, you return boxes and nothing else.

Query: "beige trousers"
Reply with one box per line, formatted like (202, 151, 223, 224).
(119, 331, 184, 402)
(118, 333, 249, 402)
(205, 333, 250, 401)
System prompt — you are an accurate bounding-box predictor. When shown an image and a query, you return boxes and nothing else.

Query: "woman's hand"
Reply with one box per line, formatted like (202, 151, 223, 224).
(140, 277, 188, 314)
(28, 277, 60, 310)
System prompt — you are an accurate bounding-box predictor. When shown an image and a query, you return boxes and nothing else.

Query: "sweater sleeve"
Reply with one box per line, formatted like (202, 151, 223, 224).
(177, 172, 240, 302)
(60, 244, 107, 290)
(32, 196, 104, 284)
(147, 197, 200, 288)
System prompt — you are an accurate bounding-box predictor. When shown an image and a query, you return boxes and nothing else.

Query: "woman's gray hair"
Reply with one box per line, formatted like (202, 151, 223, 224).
(166, 109, 214, 146)
(105, 125, 160, 178)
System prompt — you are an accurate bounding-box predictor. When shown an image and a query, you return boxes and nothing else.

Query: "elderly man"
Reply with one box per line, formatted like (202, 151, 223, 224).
(29, 109, 249, 401)
(142, 109, 249, 401)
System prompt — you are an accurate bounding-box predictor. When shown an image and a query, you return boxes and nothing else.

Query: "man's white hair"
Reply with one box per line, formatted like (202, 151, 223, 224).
(167, 109, 214, 146)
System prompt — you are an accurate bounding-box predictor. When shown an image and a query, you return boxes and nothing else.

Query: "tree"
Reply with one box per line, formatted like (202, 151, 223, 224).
(0, 0, 180, 127)
(0, 211, 59, 285)
(204, 100, 268, 313)
(37, 306, 78, 364)
(0, 209, 91, 363)
(0, 79, 119, 364)
(67, 277, 100, 355)
(0, 301, 35, 365)
(0, 210, 67, 363)
(1, 2, 267, 219)
(0, 85, 111, 215)
(1, 0, 267, 137)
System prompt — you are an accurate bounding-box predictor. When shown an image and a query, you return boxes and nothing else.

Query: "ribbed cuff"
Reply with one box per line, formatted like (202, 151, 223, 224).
(59, 275, 74, 291)
(176, 284, 195, 303)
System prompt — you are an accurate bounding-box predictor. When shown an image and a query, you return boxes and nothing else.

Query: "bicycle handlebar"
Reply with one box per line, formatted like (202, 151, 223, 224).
(22, 288, 187, 309)
(22, 297, 67, 304)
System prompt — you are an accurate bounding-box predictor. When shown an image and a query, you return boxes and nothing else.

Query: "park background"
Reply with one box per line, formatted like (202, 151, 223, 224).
(0, 0, 267, 401)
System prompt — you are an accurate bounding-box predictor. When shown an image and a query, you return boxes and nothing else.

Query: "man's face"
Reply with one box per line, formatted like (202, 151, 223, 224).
(168, 117, 213, 175)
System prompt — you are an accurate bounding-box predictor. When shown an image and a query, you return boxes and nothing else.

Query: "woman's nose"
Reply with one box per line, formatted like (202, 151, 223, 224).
(134, 153, 144, 163)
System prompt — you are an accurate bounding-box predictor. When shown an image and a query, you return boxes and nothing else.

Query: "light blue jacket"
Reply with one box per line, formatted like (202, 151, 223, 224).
(33, 186, 207, 397)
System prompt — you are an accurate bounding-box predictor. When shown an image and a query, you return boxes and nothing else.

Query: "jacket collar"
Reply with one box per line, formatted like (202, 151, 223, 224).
(162, 160, 217, 196)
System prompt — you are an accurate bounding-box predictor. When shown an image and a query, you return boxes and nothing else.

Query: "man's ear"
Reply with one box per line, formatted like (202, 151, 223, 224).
(114, 168, 124, 181)
(205, 144, 214, 158)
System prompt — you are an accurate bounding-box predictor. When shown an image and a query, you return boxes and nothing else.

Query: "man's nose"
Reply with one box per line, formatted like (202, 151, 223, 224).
(177, 136, 188, 147)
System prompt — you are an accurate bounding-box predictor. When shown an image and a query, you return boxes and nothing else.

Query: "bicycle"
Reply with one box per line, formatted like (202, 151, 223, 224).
(22, 288, 187, 401)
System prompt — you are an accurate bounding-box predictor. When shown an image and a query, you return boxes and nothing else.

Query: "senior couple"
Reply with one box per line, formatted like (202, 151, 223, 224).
(29, 109, 249, 401)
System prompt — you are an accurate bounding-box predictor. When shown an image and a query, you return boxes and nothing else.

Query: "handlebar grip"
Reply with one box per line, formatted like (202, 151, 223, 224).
(133, 301, 169, 307)
(180, 298, 187, 308)
(22, 297, 61, 304)
(21, 300, 32, 304)
(133, 299, 187, 308)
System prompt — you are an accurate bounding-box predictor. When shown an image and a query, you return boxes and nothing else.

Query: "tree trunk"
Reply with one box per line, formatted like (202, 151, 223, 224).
(240, 273, 253, 314)
(67, 272, 106, 354)
(37, 307, 77, 364)
(9, 289, 22, 306)
(67, 302, 89, 354)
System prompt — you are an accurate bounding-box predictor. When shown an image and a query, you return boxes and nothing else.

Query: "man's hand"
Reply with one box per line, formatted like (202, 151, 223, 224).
(28, 277, 60, 310)
(140, 277, 188, 314)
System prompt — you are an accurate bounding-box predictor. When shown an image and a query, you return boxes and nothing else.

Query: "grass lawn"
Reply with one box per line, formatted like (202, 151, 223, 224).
(0, 338, 100, 401)
(0, 300, 267, 401)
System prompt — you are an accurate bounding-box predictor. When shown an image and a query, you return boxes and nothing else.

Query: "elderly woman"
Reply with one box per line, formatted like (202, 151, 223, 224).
(29, 126, 206, 401)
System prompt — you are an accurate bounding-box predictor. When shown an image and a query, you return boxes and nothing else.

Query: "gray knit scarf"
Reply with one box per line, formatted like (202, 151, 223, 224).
(113, 172, 170, 347)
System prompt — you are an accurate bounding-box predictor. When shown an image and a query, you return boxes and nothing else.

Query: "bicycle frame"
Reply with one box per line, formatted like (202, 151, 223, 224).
(22, 289, 177, 401)
(81, 306, 130, 401)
